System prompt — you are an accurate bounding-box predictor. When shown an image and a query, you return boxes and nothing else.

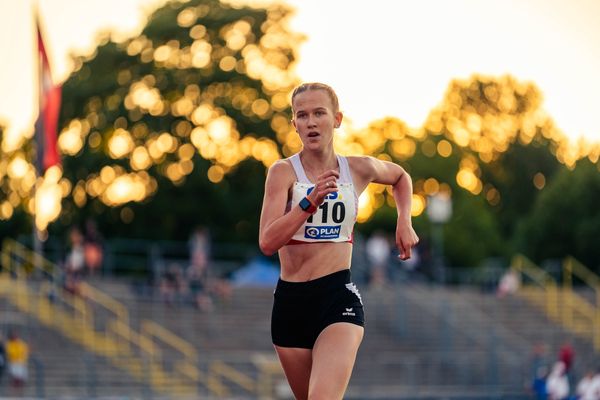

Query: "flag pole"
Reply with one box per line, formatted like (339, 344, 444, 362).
(32, 3, 63, 261)
(33, 2, 43, 259)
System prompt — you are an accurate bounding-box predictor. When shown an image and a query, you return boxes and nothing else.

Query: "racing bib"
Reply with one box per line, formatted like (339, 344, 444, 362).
(290, 181, 357, 243)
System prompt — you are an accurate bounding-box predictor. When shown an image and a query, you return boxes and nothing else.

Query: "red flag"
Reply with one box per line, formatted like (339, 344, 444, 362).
(35, 20, 61, 173)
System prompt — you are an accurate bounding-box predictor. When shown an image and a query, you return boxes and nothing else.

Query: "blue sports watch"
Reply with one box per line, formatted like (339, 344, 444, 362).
(299, 197, 317, 214)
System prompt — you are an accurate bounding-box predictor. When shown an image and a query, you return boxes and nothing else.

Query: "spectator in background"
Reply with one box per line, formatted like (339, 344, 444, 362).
(159, 263, 184, 306)
(187, 226, 232, 306)
(64, 227, 85, 295)
(497, 269, 520, 298)
(6, 331, 28, 393)
(558, 339, 575, 393)
(529, 342, 549, 383)
(558, 340, 575, 376)
(83, 219, 104, 275)
(189, 226, 211, 270)
(531, 364, 548, 400)
(365, 230, 391, 287)
(186, 259, 213, 311)
(576, 369, 598, 400)
(546, 361, 569, 400)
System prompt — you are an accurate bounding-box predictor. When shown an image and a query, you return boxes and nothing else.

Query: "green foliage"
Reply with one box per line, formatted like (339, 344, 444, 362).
(4, 3, 597, 274)
(515, 159, 600, 270)
(0, 125, 34, 241)
(443, 193, 505, 267)
(366, 74, 574, 268)
(55, 0, 298, 244)
(481, 139, 563, 240)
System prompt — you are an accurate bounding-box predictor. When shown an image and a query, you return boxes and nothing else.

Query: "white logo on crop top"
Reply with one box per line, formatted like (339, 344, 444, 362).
(305, 226, 341, 239)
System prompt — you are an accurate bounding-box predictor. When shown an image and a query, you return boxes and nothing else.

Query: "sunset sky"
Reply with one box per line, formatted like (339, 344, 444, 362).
(1, 0, 599, 144)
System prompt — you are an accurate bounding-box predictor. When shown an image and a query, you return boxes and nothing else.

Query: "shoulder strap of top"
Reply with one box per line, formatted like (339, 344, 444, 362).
(289, 153, 311, 183)
(337, 155, 353, 183)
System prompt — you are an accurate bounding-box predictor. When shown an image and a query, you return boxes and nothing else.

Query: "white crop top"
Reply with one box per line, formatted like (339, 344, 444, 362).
(286, 153, 358, 244)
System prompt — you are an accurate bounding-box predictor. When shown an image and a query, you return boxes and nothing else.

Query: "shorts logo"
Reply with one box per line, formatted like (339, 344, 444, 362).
(305, 226, 341, 239)
(342, 307, 356, 316)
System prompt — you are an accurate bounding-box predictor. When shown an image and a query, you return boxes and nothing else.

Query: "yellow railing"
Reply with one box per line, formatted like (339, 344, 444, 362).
(511, 254, 600, 350)
(1, 238, 57, 280)
(141, 320, 198, 364)
(140, 319, 261, 396)
(562, 256, 600, 349)
(78, 281, 130, 355)
(140, 320, 202, 392)
(563, 257, 600, 305)
(211, 359, 257, 393)
(252, 353, 286, 398)
(108, 318, 158, 373)
(1, 239, 193, 392)
(511, 254, 559, 319)
(0, 238, 265, 397)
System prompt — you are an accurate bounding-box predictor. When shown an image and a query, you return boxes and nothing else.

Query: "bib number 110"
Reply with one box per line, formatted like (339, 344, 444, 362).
(307, 201, 345, 224)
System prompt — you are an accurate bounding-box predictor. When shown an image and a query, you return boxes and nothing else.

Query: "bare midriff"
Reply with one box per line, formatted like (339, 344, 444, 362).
(278, 241, 352, 281)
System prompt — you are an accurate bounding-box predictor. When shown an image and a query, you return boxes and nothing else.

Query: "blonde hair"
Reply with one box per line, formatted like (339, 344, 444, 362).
(291, 82, 339, 114)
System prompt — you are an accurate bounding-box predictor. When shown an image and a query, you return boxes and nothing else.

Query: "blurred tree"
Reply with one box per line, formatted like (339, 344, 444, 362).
(515, 159, 600, 270)
(443, 192, 504, 268)
(52, 0, 301, 243)
(351, 75, 575, 267)
(4, 6, 599, 272)
(0, 125, 36, 240)
(426, 76, 567, 240)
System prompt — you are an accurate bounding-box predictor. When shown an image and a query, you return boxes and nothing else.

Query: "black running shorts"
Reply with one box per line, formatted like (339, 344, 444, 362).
(271, 269, 365, 349)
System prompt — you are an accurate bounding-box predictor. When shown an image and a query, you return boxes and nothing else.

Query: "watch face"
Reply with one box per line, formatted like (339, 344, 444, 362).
(299, 197, 310, 211)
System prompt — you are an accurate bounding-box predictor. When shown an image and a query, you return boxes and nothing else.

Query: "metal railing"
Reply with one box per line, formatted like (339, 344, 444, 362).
(511, 254, 600, 350)
(562, 256, 600, 349)
(511, 254, 559, 319)
(0, 238, 270, 398)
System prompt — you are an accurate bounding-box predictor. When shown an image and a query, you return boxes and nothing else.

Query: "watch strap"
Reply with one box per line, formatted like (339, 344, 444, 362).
(300, 196, 317, 214)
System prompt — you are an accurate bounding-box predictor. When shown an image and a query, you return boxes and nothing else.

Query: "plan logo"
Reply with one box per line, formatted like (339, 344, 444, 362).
(305, 225, 341, 239)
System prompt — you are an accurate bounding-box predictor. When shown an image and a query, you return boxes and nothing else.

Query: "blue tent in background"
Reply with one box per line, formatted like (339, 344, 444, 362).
(231, 256, 280, 287)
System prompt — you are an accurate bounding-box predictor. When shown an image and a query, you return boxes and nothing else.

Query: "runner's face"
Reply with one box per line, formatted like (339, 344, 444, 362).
(292, 90, 342, 150)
